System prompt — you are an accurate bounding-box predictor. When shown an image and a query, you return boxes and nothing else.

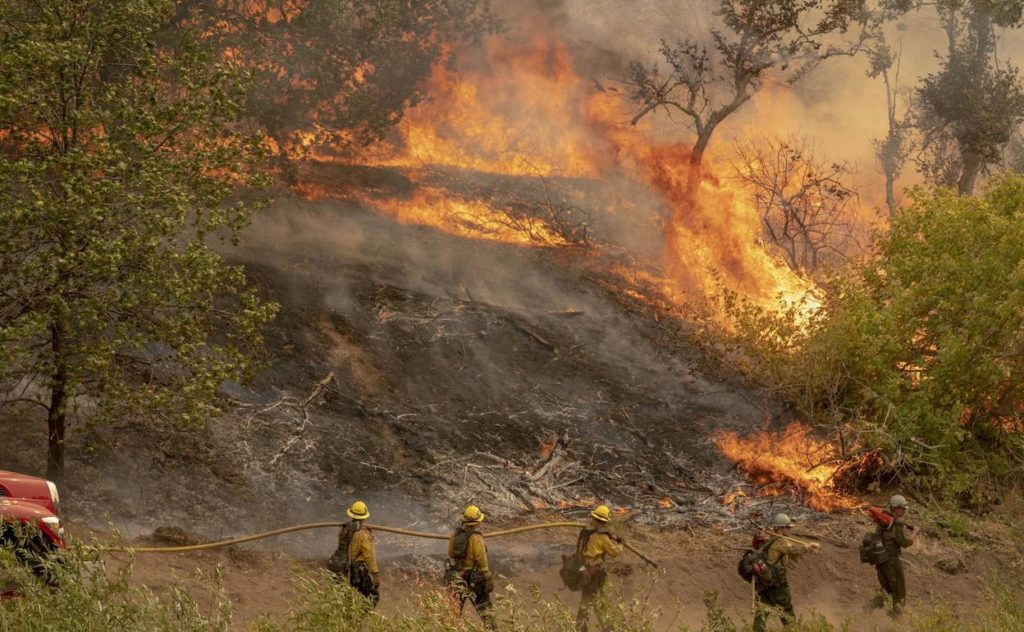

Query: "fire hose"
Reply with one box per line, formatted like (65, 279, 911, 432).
(102, 521, 659, 568)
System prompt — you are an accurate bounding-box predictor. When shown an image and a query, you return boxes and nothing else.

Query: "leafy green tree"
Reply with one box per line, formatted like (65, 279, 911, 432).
(0, 0, 277, 481)
(722, 177, 1024, 500)
(906, 0, 1024, 194)
(175, 0, 500, 167)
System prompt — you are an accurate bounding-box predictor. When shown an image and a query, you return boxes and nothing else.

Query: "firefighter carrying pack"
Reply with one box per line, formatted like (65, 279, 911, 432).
(859, 531, 891, 565)
(445, 527, 485, 592)
(327, 522, 354, 577)
(559, 528, 596, 592)
(860, 506, 894, 565)
(737, 538, 785, 589)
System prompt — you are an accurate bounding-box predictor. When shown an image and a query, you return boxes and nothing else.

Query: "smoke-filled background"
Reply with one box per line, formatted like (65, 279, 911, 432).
(5, 0, 1024, 561)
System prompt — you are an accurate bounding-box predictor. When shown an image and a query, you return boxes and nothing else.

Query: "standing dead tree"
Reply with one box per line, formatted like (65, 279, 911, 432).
(867, 35, 914, 216)
(732, 136, 858, 275)
(625, 0, 874, 202)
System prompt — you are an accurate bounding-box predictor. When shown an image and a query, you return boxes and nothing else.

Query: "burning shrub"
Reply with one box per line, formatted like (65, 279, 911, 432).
(710, 177, 1024, 504)
(714, 423, 879, 512)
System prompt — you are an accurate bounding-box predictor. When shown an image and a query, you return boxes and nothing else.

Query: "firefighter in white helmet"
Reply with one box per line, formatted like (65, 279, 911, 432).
(753, 514, 821, 632)
(873, 494, 915, 613)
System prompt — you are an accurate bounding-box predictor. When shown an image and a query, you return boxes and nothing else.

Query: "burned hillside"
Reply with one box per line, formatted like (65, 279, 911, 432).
(23, 174, 803, 540)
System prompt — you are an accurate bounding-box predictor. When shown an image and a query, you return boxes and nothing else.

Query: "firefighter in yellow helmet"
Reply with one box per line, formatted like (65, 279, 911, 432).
(575, 504, 623, 632)
(329, 501, 380, 606)
(446, 504, 497, 630)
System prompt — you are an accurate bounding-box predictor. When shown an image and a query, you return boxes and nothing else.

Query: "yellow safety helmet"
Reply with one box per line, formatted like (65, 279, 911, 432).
(590, 505, 611, 523)
(462, 504, 485, 525)
(346, 500, 370, 520)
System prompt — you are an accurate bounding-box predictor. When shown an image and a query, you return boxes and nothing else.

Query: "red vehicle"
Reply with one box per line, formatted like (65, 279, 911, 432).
(0, 470, 61, 517)
(0, 470, 65, 550)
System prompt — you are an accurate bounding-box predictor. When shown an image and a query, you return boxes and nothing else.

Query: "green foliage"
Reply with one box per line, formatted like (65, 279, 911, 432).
(0, 0, 277, 476)
(0, 546, 232, 631)
(910, 0, 1024, 193)
(4, 553, 1024, 632)
(717, 176, 1024, 501)
(250, 572, 664, 632)
(180, 0, 501, 152)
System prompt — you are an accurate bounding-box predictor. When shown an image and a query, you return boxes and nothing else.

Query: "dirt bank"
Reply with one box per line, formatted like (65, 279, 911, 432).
(83, 508, 1019, 631)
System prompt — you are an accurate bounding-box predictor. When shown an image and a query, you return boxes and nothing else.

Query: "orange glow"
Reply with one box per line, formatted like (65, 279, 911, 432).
(360, 188, 571, 247)
(714, 423, 861, 512)
(657, 497, 674, 508)
(285, 32, 821, 317)
(539, 439, 558, 460)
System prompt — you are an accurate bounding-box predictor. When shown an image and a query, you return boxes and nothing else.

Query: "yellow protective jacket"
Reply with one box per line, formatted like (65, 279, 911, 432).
(449, 528, 491, 577)
(347, 525, 379, 574)
(582, 528, 623, 567)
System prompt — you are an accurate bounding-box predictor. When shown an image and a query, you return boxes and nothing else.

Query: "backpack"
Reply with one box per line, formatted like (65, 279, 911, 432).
(859, 530, 891, 565)
(559, 529, 596, 592)
(445, 527, 482, 588)
(737, 538, 785, 589)
(327, 522, 355, 576)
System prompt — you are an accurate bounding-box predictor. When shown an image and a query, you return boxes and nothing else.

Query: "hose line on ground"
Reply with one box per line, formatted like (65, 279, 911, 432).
(102, 521, 659, 567)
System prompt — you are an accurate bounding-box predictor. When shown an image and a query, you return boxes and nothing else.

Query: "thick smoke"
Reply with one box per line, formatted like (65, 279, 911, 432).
(513, 0, 1024, 209)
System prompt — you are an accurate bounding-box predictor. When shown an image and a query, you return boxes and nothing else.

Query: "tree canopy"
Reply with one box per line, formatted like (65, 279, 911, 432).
(175, 0, 501, 160)
(0, 0, 277, 480)
(625, 0, 872, 197)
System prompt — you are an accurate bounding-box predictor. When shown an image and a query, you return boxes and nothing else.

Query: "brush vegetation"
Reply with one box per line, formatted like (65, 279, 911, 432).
(710, 176, 1024, 504)
(2, 545, 1023, 631)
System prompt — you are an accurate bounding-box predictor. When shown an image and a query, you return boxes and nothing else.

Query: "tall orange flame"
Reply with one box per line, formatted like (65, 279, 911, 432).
(293, 34, 819, 314)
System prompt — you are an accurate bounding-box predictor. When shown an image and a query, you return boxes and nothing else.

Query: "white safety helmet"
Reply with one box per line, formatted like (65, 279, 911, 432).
(770, 513, 793, 528)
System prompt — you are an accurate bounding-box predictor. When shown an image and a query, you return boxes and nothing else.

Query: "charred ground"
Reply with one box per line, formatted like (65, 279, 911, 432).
(3, 162, 795, 544)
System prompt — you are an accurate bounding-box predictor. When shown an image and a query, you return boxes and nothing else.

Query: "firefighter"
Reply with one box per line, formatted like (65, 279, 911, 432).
(344, 500, 380, 606)
(575, 504, 623, 632)
(873, 494, 915, 613)
(447, 504, 497, 630)
(753, 513, 821, 632)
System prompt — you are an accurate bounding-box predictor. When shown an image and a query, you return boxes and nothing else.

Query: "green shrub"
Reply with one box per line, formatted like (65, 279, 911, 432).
(0, 545, 231, 631)
(709, 177, 1024, 502)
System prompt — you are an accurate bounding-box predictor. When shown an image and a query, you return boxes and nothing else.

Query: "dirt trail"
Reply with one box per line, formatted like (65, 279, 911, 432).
(85, 511, 1013, 631)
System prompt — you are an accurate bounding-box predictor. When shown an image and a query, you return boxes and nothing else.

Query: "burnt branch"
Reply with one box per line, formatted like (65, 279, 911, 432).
(732, 134, 859, 275)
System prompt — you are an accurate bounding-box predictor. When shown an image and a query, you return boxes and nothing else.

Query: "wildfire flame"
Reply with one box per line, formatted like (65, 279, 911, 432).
(285, 33, 819, 315)
(714, 423, 862, 512)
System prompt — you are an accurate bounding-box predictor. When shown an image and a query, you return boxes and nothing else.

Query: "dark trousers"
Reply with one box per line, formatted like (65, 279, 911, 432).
(576, 568, 608, 632)
(449, 574, 496, 630)
(348, 563, 379, 607)
(350, 579, 380, 607)
(753, 585, 795, 632)
(876, 557, 907, 610)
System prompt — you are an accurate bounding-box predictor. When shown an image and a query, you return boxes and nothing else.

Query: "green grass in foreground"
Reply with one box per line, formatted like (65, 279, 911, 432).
(2, 546, 1021, 631)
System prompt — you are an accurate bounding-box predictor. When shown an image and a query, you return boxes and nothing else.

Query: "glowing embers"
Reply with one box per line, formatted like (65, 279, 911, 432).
(714, 423, 866, 512)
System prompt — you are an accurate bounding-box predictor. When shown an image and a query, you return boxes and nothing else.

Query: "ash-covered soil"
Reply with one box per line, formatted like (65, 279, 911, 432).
(3, 168, 795, 544)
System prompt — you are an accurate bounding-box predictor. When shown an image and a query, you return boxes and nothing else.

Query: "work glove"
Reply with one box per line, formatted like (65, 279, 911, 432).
(611, 535, 623, 544)
(808, 542, 822, 552)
